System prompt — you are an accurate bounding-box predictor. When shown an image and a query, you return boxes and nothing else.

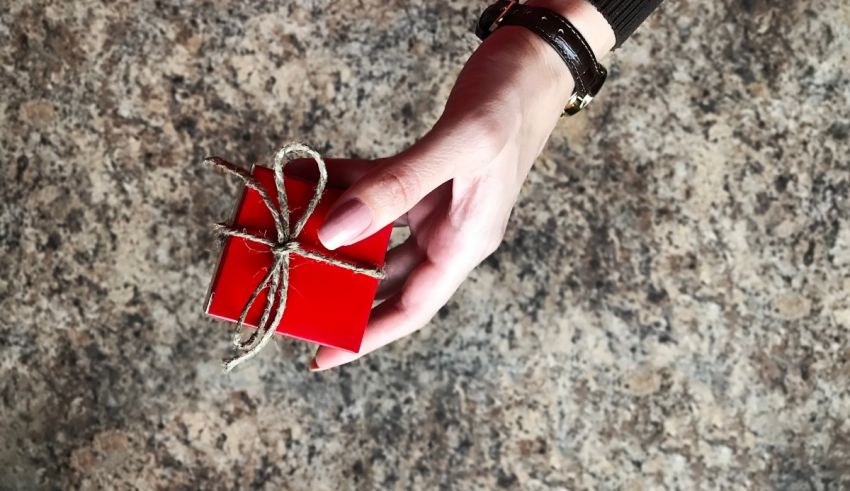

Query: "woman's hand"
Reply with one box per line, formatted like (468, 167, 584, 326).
(310, 1, 614, 371)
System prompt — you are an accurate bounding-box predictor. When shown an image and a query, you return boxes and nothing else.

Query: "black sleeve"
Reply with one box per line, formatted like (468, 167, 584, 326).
(588, 0, 664, 48)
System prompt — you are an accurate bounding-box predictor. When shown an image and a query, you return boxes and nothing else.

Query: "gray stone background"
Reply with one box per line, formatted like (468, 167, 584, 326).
(2, 0, 849, 489)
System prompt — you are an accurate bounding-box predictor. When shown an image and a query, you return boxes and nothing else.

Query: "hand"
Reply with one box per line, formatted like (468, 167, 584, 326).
(310, 2, 614, 371)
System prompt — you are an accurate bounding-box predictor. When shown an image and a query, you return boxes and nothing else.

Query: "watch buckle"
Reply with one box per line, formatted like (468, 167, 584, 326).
(488, 0, 518, 33)
(563, 93, 593, 116)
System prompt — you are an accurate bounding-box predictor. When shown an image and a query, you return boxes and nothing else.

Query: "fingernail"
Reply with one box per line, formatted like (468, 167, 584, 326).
(318, 198, 372, 250)
(309, 357, 320, 372)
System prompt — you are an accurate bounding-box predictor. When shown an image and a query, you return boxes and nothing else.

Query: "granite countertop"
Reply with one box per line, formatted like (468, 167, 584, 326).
(2, 0, 849, 489)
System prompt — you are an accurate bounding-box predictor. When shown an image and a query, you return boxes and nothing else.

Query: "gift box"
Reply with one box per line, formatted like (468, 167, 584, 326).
(205, 156, 392, 357)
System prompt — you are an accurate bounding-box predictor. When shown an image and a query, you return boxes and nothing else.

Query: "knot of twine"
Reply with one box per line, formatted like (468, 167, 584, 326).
(204, 143, 385, 372)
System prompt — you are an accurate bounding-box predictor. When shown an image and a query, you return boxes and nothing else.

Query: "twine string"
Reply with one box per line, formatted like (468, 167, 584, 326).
(204, 143, 385, 372)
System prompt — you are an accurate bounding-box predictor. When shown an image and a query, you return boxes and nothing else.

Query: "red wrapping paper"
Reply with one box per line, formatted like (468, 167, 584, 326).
(205, 164, 392, 353)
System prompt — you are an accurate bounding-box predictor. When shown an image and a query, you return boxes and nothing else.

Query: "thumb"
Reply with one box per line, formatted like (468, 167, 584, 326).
(317, 137, 454, 250)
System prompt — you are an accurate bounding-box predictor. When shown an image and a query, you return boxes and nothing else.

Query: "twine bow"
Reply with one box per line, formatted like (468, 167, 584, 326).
(204, 143, 385, 372)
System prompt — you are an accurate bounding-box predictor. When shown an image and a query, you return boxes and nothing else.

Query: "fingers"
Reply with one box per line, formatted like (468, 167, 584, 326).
(377, 181, 453, 300)
(393, 214, 409, 227)
(310, 259, 469, 371)
(375, 236, 424, 301)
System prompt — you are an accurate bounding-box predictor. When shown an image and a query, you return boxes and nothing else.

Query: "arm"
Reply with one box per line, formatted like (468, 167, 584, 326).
(311, 0, 661, 371)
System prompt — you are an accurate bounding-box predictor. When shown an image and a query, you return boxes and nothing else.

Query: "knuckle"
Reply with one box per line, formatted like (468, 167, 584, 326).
(482, 217, 509, 257)
(374, 168, 420, 207)
(482, 232, 504, 257)
(397, 285, 420, 314)
(455, 227, 505, 261)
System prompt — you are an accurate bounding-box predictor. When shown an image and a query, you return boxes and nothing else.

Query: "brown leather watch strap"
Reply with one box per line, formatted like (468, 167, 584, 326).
(476, 1, 607, 115)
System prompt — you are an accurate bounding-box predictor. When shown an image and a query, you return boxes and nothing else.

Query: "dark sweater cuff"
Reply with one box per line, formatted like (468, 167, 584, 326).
(588, 0, 663, 48)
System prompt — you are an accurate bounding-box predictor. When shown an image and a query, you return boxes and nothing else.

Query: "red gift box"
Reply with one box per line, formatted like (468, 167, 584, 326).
(204, 156, 392, 359)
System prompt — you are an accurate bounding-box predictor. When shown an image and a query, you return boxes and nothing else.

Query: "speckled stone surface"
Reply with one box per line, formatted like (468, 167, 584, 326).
(2, 0, 849, 489)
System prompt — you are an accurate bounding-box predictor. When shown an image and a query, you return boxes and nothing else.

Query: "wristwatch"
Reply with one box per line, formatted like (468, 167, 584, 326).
(475, 0, 607, 116)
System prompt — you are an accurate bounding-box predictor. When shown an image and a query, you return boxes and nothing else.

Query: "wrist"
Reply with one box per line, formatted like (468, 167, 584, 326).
(484, 26, 576, 123)
(476, 0, 614, 122)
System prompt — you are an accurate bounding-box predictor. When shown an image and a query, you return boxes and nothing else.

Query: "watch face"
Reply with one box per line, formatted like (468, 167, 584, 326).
(475, 0, 512, 40)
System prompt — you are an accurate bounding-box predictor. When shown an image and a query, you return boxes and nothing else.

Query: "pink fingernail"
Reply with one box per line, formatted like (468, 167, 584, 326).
(318, 198, 372, 250)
